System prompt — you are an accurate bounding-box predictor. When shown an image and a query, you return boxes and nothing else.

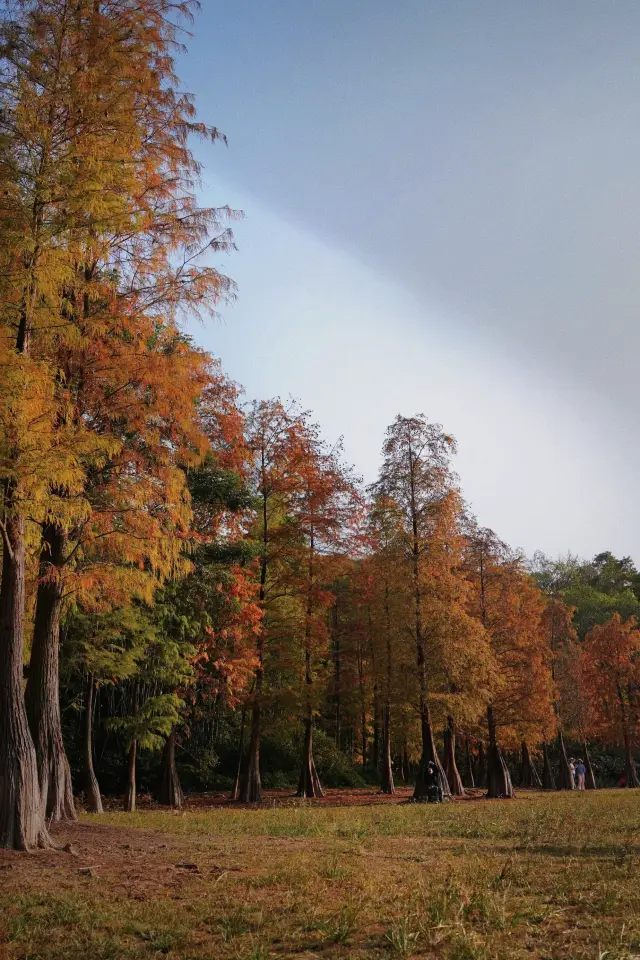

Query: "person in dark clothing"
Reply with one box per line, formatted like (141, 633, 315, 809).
(424, 761, 443, 803)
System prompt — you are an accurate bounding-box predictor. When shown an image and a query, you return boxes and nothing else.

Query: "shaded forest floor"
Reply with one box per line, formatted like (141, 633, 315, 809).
(1, 790, 639, 959)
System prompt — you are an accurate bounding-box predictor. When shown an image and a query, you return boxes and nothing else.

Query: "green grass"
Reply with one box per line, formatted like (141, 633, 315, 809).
(1, 790, 639, 958)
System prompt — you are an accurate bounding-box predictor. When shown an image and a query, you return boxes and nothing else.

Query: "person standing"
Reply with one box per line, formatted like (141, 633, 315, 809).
(575, 759, 586, 791)
(569, 758, 576, 788)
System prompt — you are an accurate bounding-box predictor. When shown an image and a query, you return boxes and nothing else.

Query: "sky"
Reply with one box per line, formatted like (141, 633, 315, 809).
(177, 1, 640, 561)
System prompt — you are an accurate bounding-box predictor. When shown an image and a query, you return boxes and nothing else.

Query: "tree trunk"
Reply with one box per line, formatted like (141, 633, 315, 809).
(541, 741, 556, 790)
(239, 694, 262, 802)
(124, 739, 137, 812)
(442, 715, 464, 796)
(83, 674, 103, 813)
(623, 731, 640, 787)
(0, 504, 50, 850)
(239, 630, 264, 802)
(297, 710, 324, 798)
(556, 730, 574, 790)
(413, 700, 450, 800)
(380, 702, 395, 794)
(157, 727, 183, 807)
(332, 601, 342, 749)
(402, 740, 410, 784)
(519, 741, 542, 788)
(582, 739, 596, 790)
(231, 704, 247, 800)
(475, 740, 487, 789)
(463, 737, 475, 788)
(486, 705, 514, 798)
(371, 682, 379, 772)
(24, 526, 76, 822)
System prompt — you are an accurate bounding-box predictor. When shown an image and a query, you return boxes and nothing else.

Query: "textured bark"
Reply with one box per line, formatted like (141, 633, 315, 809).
(519, 741, 542, 788)
(297, 712, 324, 798)
(623, 731, 640, 787)
(582, 740, 597, 790)
(442, 715, 465, 796)
(555, 730, 574, 790)
(25, 526, 76, 822)
(0, 504, 50, 850)
(486, 706, 514, 798)
(157, 727, 183, 807)
(380, 703, 395, 794)
(413, 701, 450, 800)
(475, 740, 487, 789)
(541, 741, 556, 790)
(83, 674, 103, 813)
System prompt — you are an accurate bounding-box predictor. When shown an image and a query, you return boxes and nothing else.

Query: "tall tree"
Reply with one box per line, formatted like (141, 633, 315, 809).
(465, 528, 555, 798)
(291, 435, 362, 798)
(375, 416, 492, 801)
(581, 614, 640, 787)
(238, 400, 311, 802)
(0, 0, 234, 845)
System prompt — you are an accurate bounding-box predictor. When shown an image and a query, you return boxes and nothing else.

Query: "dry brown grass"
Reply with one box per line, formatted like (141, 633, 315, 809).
(0, 789, 638, 959)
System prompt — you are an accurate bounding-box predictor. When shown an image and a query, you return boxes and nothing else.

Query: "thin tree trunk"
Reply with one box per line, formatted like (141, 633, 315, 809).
(380, 703, 395, 794)
(582, 739, 597, 790)
(371, 681, 379, 772)
(442, 715, 464, 796)
(25, 526, 76, 822)
(519, 740, 542, 788)
(240, 689, 262, 802)
(83, 673, 103, 813)
(486, 705, 514, 798)
(463, 737, 475, 788)
(124, 682, 138, 812)
(541, 741, 556, 790)
(358, 636, 367, 768)
(297, 529, 324, 799)
(402, 740, 409, 784)
(476, 740, 487, 789)
(332, 600, 342, 748)
(157, 727, 183, 808)
(240, 461, 269, 804)
(231, 703, 247, 800)
(124, 740, 137, 811)
(0, 501, 50, 850)
(623, 731, 640, 787)
(556, 730, 574, 790)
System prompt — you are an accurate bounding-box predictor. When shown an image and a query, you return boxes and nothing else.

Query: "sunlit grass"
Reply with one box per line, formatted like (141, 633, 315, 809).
(1, 790, 639, 958)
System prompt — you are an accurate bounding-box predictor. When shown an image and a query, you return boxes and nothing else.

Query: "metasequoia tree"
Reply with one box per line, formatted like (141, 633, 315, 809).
(238, 400, 314, 802)
(581, 614, 640, 787)
(465, 528, 555, 798)
(542, 599, 579, 790)
(0, 0, 234, 845)
(375, 416, 492, 801)
(365, 494, 409, 793)
(290, 438, 362, 798)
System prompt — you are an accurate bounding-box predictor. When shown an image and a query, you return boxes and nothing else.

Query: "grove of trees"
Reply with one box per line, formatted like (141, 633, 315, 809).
(1, 0, 638, 851)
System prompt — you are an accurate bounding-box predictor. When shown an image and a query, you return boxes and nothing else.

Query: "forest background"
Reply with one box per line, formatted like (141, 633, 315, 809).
(0, 0, 639, 853)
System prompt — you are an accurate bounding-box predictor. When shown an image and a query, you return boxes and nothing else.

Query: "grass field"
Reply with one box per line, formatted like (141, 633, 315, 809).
(0, 789, 639, 959)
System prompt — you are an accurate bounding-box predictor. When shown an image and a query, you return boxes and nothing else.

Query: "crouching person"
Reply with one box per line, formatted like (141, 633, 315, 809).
(425, 761, 443, 803)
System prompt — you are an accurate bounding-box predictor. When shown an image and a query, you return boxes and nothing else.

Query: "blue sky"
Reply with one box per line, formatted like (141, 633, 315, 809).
(178, 1, 640, 560)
